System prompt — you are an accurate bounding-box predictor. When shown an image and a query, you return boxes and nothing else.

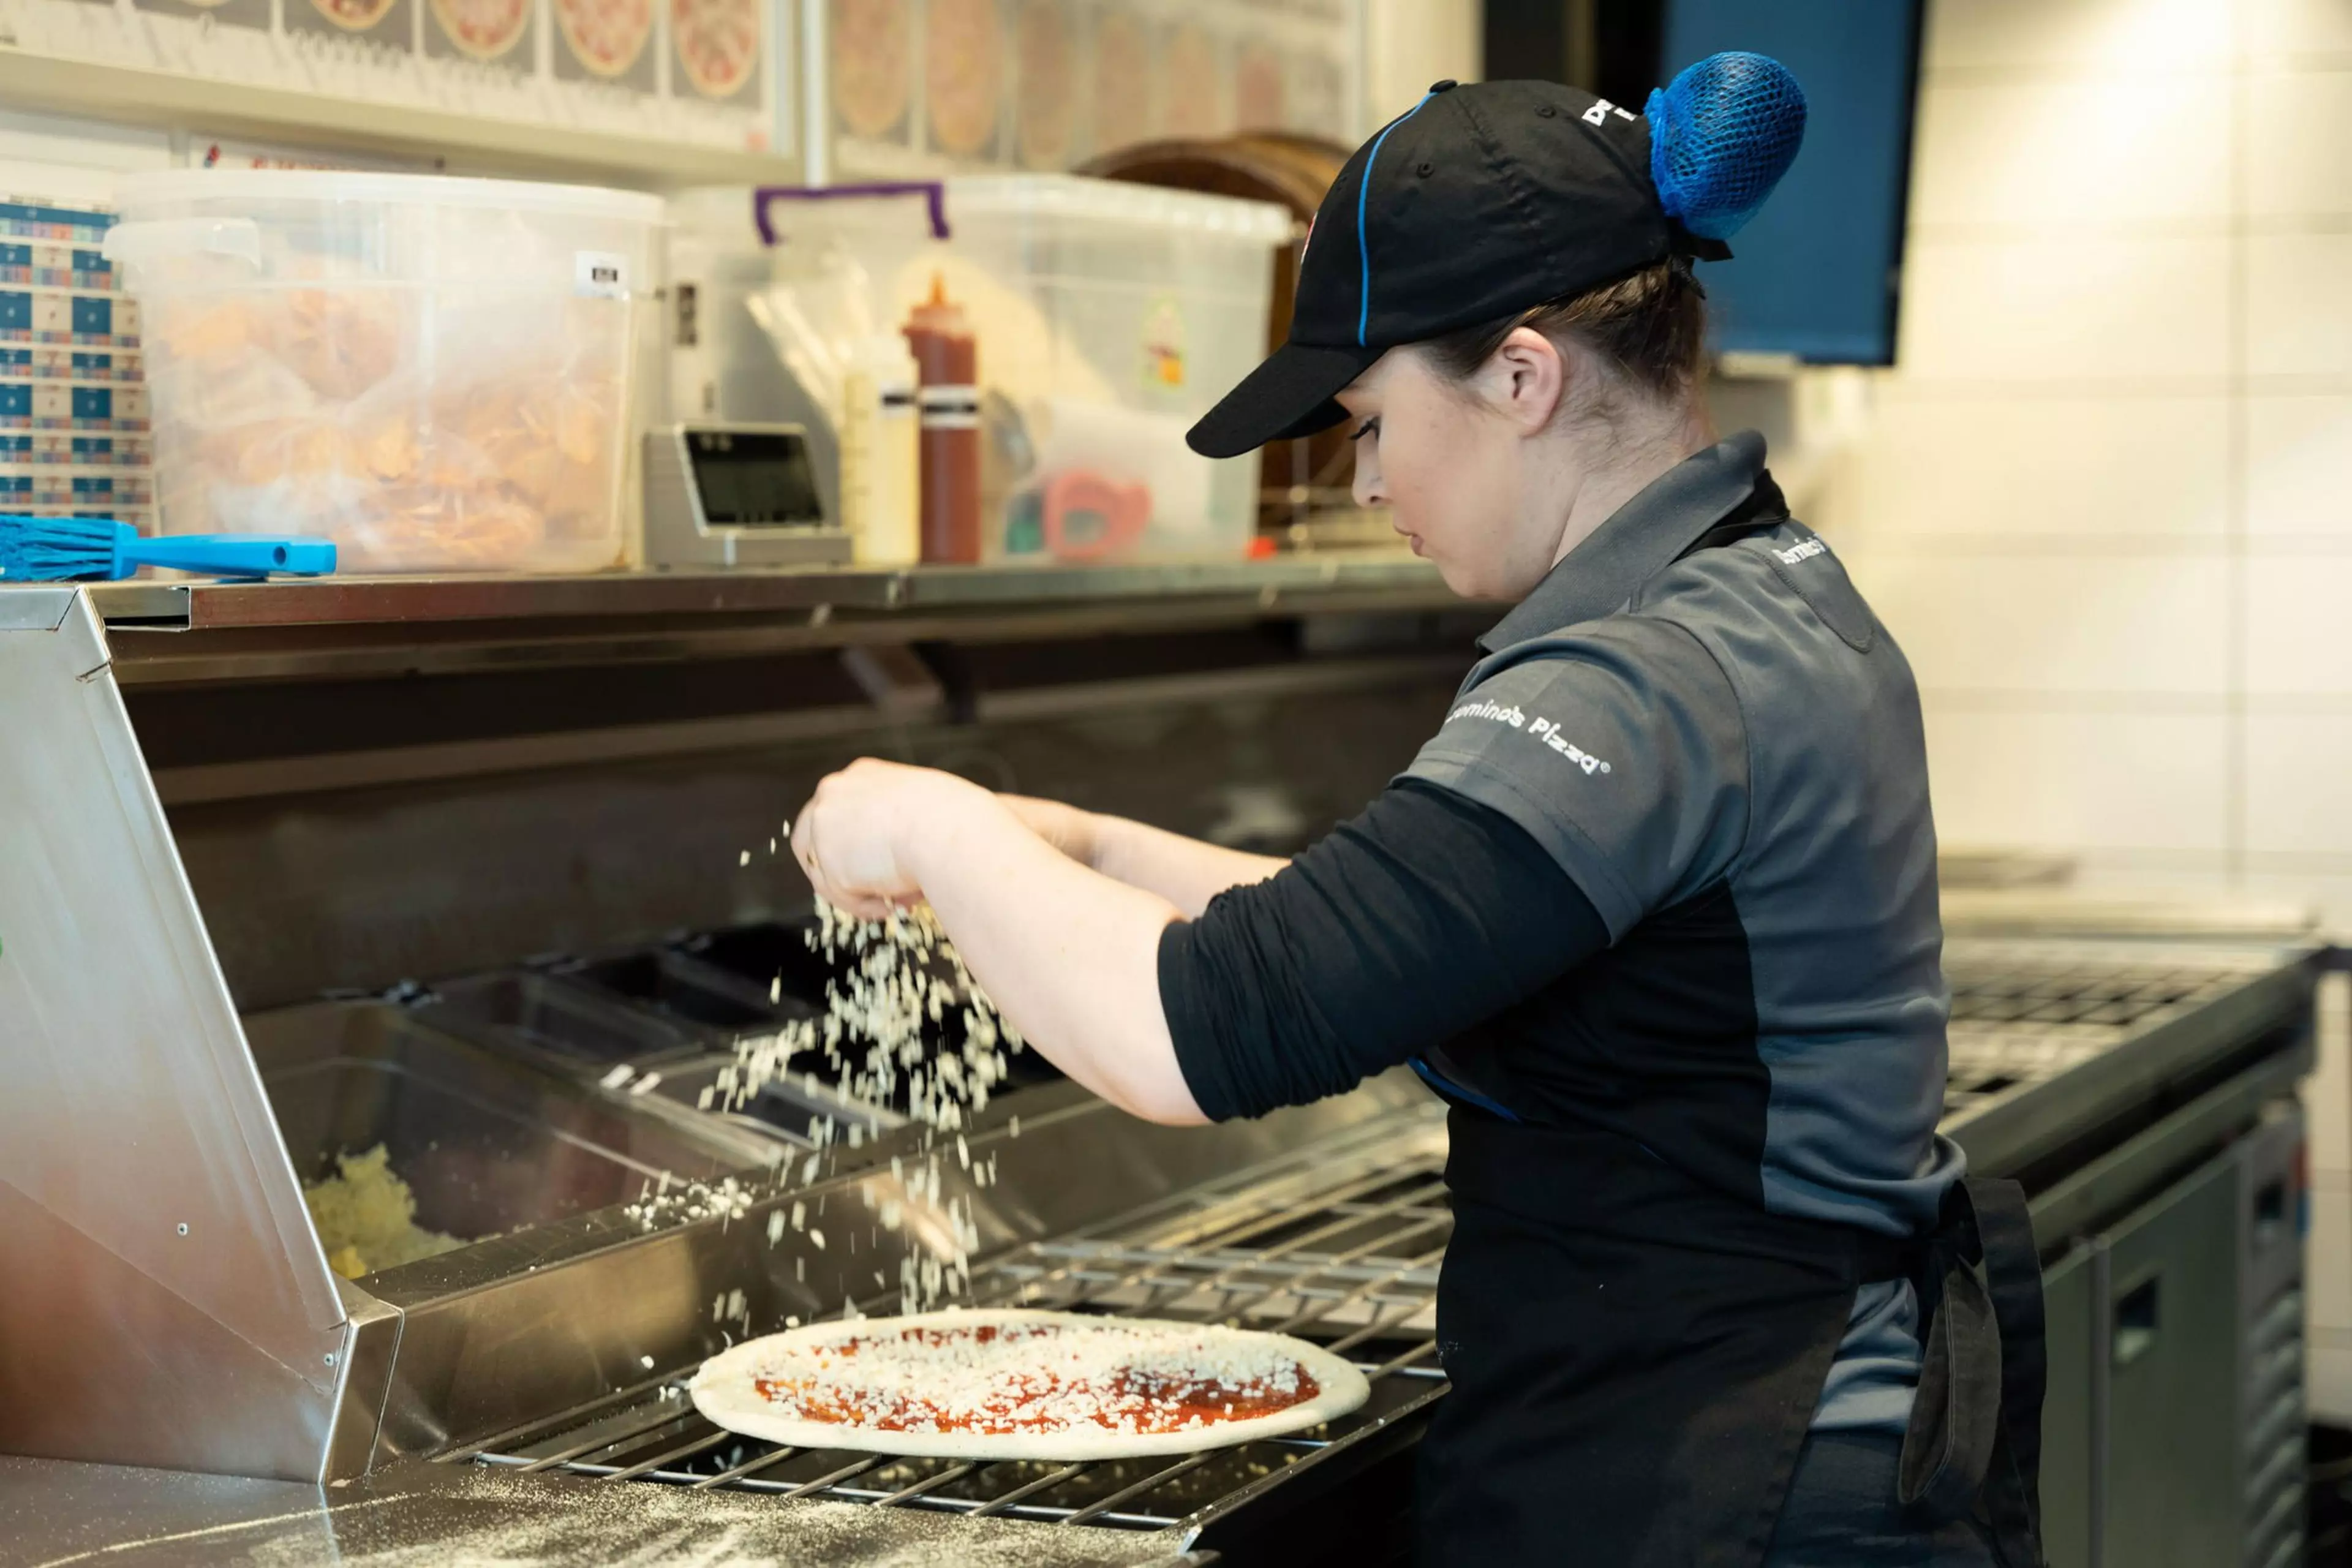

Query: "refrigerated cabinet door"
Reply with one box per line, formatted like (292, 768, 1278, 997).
(2097, 1154, 2243, 1568)
(2040, 1244, 2097, 1568)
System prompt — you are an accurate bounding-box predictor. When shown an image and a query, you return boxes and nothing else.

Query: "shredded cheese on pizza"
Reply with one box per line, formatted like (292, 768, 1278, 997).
(748, 1319, 1319, 1438)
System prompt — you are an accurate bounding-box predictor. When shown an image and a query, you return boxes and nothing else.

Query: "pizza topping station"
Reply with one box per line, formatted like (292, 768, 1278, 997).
(742, 1317, 1319, 1437)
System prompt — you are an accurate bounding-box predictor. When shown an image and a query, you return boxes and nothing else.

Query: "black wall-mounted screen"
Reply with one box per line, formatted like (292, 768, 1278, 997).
(686, 429, 826, 528)
(1659, 0, 1926, 364)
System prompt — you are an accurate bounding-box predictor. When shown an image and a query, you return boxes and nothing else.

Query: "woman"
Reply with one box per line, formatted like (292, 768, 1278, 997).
(792, 59, 2045, 1568)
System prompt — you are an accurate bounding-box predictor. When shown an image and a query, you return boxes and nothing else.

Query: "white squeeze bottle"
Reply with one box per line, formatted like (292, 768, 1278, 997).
(840, 333, 921, 565)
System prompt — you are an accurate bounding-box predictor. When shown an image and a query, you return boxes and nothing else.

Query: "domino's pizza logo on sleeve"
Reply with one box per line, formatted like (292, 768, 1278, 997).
(1442, 695, 1613, 776)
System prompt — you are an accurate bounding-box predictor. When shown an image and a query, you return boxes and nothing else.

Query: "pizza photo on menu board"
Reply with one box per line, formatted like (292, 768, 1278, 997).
(429, 0, 530, 61)
(1162, 23, 1226, 140)
(691, 1310, 1371, 1461)
(1235, 42, 1286, 132)
(673, 0, 761, 100)
(1089, 9, 1151, 154)
(1014, 0, 1076, 169)
(557, 0, 654, 80)
(309, 0, 400, 32)
(924, 0, 1004, 159)
(832, 0, 913, 141)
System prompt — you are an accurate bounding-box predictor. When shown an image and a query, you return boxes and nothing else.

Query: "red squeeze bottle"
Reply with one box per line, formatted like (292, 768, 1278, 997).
(901, 275, 982, 565)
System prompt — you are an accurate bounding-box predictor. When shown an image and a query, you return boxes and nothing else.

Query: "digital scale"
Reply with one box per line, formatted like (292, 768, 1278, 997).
(641, 423, 853, 569)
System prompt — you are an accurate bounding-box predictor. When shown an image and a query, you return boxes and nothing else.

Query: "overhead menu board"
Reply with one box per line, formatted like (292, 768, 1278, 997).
(0, 0, 792, 165)
(827, 0, 1364, 177)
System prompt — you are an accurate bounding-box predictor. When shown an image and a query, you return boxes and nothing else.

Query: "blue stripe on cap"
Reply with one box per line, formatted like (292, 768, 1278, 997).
(1357, 91, 1436, 347)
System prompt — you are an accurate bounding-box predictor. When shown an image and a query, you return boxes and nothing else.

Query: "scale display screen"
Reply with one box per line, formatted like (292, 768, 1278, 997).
(685, 428, 825, 528)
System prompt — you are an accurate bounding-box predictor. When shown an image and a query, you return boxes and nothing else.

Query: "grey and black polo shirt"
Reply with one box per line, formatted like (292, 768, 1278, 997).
(1161, 429, 1962, 1431)
(1399, 429, 1961, 1241)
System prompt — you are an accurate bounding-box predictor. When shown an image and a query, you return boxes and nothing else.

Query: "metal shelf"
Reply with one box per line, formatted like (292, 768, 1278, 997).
(88, 555, 1455, 630)
(75, 554, 1462, 685)
(0, 47, 797, 188)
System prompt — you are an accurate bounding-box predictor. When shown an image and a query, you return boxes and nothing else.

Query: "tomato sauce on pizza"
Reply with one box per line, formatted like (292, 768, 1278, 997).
(752, 1321, 1321, 1437)
(694, 1310, 1370, 1459)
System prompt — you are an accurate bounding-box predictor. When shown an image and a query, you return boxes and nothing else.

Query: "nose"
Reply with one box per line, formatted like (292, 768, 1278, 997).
(1351, 440, 1385, 511)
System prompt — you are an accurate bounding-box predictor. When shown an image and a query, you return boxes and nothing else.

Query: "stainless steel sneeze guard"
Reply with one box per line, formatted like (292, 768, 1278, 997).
(0, 586, 359, 1482)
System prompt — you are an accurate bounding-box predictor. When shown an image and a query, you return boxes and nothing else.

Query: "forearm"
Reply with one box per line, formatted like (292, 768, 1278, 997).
(907, 794, 1208, 1125)
(1001, 796, 1286, 918)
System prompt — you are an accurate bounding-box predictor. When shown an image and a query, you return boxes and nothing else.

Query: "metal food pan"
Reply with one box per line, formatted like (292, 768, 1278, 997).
(420, 970, 709, 1071)
(674, 919, 837, 1008)
(646, 1050, 908, 1137)
(559, 949, 810, 1039)
(246, 1002, 761, 1268)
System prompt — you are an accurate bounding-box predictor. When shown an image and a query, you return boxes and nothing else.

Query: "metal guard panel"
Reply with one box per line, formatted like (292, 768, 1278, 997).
(0, 589, 349, 1480)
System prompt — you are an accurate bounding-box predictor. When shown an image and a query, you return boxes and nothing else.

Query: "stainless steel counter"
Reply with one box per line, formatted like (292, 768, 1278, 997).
(0, 934, 2318, 1567)
(0, 1455, 1201, 1567)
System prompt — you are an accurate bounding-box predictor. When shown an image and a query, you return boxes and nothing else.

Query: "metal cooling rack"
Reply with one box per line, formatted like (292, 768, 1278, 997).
(447, 1110, 1451, 1537)
(1940, 951, 2274, 1119)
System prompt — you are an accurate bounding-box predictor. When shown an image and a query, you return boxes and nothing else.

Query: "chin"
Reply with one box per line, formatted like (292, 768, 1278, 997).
(1433, 557, 1493, 600)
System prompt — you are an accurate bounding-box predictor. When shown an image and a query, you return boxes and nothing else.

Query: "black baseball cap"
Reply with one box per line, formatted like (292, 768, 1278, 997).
(1188, 78, 1705, 460)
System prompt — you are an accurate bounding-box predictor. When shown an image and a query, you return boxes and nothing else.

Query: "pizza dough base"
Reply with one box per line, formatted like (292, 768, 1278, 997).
(691, 1308, 1373, 1462)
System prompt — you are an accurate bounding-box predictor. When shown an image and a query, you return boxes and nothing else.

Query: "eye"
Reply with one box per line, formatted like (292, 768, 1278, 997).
(1348, 417, 1381, 443)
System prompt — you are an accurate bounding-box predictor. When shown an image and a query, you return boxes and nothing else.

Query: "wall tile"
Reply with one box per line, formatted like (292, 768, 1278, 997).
(2237, 869, 2352, 937)
(2250, 70, 2352, 215)
(2247, 555, 2352, 695)
(2248, 0, 2352, 57)
(1920, 707, 2228, 855)
(2305, 973, 2351, 1172)
(1861, 553, 2230, 695)
(1926, 0, 2235, 72)
(2312, 1177, 2352, 1329)
(1840, 393, 2229, 541)
(2308, 1339, 2352, 1423)
(2247, 714, 2352, 855)
(1898, 236, 2231, 383)
(1912, 77, 2231, 227)
(2248, 234, 2352, 379)
(2249, 395, 2352, 537)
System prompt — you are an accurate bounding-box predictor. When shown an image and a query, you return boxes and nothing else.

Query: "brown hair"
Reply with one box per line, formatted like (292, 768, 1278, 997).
(1419, 260, 1709, 417)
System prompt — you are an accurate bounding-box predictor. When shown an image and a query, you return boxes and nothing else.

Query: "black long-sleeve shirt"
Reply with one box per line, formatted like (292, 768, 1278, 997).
(1158, 778, 1608, 1123)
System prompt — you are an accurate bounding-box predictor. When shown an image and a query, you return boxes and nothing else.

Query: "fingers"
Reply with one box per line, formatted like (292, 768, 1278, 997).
(790, 789, 824, 891)
(828, 891, 900, 921)
(787, 763, 915, 913)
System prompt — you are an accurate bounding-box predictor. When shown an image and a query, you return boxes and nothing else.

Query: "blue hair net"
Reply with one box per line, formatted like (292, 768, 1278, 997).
(1645, 51, 1808, 243)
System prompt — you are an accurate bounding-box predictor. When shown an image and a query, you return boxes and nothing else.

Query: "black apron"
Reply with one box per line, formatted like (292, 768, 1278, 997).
(1413, 1106, 2048, 1568)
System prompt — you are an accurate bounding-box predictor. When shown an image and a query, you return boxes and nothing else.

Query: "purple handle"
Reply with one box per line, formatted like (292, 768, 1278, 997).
(753, 183, 951, 247)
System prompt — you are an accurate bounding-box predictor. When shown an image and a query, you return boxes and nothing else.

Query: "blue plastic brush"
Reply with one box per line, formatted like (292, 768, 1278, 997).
(0, 516, 337, 582)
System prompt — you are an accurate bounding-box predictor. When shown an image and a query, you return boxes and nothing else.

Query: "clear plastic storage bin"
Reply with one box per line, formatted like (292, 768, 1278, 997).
(682, 175, 1291, 562)
(106, 171, 663, 575)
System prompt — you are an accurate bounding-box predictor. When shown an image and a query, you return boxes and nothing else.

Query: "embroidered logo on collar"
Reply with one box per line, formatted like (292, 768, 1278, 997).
(1774, 537, 1828, 565)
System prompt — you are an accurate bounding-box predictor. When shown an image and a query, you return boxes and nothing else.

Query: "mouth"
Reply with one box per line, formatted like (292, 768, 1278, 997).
(1393, 522, 1425, 557)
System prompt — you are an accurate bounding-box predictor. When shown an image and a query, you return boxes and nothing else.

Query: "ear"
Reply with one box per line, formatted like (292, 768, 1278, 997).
(1478, 325, 1568, 435)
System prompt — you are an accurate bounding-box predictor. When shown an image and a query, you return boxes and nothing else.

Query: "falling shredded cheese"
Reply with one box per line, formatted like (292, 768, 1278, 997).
(612, 899, 1028, 1315)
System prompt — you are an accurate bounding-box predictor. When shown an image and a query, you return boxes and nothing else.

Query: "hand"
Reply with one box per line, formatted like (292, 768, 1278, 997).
(790, 758, 993, 919)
